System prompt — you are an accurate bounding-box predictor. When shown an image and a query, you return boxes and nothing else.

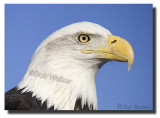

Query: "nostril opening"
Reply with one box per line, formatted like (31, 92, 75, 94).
(111, 40, 117, 44)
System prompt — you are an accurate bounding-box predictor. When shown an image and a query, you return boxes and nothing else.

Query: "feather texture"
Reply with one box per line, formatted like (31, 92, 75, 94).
(6, 22, 111, 110)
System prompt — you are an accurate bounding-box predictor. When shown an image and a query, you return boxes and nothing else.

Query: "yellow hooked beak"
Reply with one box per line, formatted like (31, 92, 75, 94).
(80, 35, 134, 71)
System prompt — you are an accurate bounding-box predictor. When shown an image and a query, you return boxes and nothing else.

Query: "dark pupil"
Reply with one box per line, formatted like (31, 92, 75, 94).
(82, 37, 86, 40)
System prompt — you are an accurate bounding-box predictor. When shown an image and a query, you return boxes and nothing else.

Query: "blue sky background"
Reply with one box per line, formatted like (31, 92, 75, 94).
(5, 4, 153, 110)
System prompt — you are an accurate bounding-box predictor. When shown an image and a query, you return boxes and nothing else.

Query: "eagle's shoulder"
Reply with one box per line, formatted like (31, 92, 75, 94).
(5, 87, 33, 110)
(5, 87, 93, 110)
(5, 87, 54, 110)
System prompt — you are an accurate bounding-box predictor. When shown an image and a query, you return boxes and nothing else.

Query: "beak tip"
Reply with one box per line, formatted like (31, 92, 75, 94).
(128, 67, 131, 71)
(128, 63, 133, 72)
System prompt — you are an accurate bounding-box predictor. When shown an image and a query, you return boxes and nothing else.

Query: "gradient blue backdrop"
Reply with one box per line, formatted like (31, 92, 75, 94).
(5, 4, 153, 110)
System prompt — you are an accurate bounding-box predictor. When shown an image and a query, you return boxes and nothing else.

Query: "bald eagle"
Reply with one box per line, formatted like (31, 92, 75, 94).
(5, 22, 134, 110)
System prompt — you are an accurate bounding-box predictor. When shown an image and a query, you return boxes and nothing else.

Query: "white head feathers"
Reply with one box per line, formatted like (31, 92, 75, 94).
(18, 22, 112, 110)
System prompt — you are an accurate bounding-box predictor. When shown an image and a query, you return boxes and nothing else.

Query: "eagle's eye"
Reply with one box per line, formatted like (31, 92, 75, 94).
(78, 34, 91, 44)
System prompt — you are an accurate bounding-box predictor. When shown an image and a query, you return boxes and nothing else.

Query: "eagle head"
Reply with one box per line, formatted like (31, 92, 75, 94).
(18, 22, 134, 110)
